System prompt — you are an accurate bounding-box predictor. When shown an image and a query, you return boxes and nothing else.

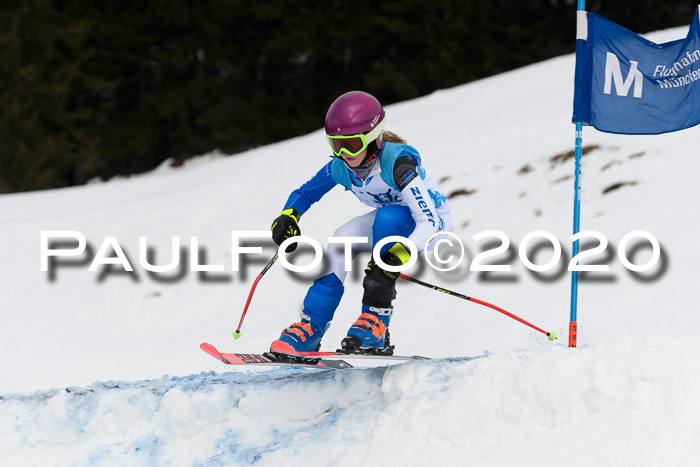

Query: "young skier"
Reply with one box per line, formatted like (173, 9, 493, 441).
(270, 90, 452, 353)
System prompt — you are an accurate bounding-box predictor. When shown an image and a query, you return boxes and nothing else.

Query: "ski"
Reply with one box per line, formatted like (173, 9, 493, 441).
(200, 343, 352, 369)
(269, 340, 429, 361)
(292, 351, 428, 361)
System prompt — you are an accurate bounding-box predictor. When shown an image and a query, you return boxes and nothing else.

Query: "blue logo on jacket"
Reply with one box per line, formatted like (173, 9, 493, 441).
(368, 189, 401, 205)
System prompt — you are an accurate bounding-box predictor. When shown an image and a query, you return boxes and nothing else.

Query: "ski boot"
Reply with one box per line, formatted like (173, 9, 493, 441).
(272, 320, 325, 353)
(340, 305, 394, 355)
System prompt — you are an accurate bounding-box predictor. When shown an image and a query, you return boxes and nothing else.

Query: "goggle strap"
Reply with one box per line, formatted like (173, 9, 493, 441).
(363, 119, 385, 144)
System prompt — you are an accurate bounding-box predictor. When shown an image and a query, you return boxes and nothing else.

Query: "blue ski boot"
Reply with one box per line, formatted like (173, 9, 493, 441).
(341, 305, 393, 353)
(273, 319, 325, 353)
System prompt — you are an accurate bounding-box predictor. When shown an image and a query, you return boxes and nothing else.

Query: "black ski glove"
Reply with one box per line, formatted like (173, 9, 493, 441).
(365, 242, 411, 284)
(271, 208, 301, 252)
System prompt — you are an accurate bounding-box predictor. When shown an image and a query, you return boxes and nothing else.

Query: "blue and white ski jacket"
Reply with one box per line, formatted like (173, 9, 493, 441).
(283, 142, 452, 252)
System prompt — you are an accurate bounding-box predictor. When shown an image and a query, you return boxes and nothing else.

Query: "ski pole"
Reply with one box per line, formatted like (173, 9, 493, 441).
(398, 274, 556, 340)
(233, 253, 278, 339)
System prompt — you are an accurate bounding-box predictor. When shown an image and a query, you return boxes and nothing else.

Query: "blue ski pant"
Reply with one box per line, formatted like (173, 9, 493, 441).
(301, 205, 415, 327)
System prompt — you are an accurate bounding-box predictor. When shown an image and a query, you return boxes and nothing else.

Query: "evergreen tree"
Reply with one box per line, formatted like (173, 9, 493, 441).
(0, 0, 98, 192)
(0, 0, 696, 193)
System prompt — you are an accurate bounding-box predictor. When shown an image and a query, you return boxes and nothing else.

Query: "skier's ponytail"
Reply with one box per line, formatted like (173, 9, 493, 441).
(382, 131, 407, 144)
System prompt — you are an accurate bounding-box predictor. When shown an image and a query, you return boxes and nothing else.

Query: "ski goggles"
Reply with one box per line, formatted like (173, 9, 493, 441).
(327, 119, 385, 158)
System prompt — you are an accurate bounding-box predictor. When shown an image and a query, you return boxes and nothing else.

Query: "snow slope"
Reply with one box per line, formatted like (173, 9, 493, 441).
(1, 24, 700, 466)
(2, 337, 699, 467)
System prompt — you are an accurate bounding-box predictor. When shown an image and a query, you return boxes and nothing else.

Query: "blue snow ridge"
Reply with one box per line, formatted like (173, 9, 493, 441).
(0, 358, 479, 466)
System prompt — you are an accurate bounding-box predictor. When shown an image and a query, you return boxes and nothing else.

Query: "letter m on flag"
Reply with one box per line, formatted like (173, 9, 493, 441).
(603, 52, 643, 98)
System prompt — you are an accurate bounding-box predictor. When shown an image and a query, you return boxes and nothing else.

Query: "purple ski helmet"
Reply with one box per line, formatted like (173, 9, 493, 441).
(325, 91, 386, 158)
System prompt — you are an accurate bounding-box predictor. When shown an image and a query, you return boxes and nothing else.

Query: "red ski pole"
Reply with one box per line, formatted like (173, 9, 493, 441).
(399, 274, 556, 340)
(232, 253, 278, 339)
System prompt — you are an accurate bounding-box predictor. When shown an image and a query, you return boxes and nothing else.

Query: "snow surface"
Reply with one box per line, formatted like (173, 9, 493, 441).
(2, 337, 699, 466)
(2, 25, 700, 466)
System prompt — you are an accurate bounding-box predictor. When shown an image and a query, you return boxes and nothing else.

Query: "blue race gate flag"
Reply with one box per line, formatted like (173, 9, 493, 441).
(573, 8, 700, 134)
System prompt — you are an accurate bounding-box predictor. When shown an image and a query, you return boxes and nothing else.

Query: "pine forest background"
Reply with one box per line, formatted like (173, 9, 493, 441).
(0, 0, 695, 193)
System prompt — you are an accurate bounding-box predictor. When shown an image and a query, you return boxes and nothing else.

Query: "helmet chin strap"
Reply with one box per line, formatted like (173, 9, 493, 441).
(367, 141, 380, 157)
